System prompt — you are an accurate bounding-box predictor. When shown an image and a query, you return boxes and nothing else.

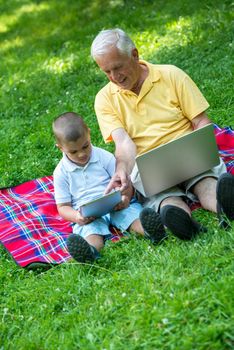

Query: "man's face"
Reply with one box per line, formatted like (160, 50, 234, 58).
(58, 131, 92, 167)
(95, 47, 141, 91)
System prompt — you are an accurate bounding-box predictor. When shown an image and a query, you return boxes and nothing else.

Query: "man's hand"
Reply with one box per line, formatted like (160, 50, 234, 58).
(104, 170, 131, 194)
(113, 181, 134, 211)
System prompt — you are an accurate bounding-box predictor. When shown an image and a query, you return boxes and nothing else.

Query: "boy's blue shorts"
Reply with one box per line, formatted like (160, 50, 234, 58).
(73, 198, 143, 239)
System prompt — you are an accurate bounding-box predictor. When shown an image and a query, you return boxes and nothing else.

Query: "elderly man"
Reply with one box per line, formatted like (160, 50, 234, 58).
(91, 28, 234, 242)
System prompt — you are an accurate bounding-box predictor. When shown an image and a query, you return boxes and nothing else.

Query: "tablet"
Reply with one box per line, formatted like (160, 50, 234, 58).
(79, 190, 122, 218)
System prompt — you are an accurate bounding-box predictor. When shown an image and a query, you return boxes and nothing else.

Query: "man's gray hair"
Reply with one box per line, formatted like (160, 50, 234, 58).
(91, 28, 136, 59)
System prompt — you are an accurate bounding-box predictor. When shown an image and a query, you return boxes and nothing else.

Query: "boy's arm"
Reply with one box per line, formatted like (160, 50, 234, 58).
(57, 202, 95, 226)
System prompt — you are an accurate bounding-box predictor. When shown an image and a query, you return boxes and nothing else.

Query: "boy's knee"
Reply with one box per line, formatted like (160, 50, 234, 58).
(129, 219, 144, 235)
(85, 234, 105, 251)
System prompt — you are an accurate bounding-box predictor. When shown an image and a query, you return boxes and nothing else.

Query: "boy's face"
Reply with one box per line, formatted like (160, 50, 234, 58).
(58, 131, 92, 166)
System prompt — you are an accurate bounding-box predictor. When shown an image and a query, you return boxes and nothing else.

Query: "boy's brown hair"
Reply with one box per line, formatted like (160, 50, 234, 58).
(52, 112, 88, 145)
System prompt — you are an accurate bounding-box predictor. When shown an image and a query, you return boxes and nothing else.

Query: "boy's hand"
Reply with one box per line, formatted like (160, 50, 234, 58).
(76, 211, 95, 226)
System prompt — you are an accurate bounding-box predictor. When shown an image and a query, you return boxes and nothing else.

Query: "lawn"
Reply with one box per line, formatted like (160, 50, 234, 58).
(0, 0, 233, 349)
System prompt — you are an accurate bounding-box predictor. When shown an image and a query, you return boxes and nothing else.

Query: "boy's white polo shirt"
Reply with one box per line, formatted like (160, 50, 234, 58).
(53, 145, 115, 210)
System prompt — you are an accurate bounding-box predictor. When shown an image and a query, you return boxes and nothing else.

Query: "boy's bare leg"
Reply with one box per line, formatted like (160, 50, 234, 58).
(129, 219, 144, 235)
(85, 234, 105, 251)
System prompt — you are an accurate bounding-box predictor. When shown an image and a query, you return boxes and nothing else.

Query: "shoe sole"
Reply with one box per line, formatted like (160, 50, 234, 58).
(217, 173, 234, 221)
(161, 205, 201, 240)
(140, 208, 167, 244)
(66, 234, 95, 263)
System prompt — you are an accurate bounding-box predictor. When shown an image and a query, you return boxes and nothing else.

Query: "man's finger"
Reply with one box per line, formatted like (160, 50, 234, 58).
(104, 181, 114, 194)
(104, 178, 121, 194)
(119, 181, 128, 192)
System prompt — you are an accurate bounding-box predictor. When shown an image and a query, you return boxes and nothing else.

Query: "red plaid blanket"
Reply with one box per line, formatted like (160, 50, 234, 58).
(0, 124, 233, 268)
(0, 177, 124, 268)
(213, 124, 234, 174)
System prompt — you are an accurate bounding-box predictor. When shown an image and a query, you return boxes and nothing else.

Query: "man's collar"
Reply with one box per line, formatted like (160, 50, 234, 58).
(110, 60, 161, 94)
(62, 145, 98, 172)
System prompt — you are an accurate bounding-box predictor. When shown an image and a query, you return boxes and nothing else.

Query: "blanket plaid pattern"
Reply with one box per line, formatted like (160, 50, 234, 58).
(0, 124, 233, 268)
(0, 177, 124, 268)
(213, 124, 234, 174)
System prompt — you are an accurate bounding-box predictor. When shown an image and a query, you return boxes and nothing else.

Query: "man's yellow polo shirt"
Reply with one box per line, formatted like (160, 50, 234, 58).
(95, 62, 209, 155)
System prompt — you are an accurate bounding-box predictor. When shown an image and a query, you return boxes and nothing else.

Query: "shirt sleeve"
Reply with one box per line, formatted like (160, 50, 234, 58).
(53, 165, 71, 205)
(173, 66, 210, 120)
(94, 87, 124, 143)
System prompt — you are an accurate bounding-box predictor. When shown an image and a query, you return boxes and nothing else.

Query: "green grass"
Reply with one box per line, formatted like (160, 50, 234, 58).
(0, 0, 233, 349)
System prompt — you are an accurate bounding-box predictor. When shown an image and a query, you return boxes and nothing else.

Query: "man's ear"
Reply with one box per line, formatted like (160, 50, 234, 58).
(132, 48, 139, 61)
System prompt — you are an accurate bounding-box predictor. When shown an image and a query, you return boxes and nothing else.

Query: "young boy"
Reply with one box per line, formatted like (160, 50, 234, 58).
(53, 112, 166, 263)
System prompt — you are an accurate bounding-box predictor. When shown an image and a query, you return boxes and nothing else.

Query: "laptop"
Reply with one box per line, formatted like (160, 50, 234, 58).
(79, 190, 121, 218)
(135, 124, 220, 197)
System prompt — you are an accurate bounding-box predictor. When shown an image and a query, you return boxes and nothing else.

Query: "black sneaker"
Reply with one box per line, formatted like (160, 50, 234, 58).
(216, 173, 234, 228)
(140, 208, 167, 244)
(160, 205, 207, 240)
(66, 234, 100, 263)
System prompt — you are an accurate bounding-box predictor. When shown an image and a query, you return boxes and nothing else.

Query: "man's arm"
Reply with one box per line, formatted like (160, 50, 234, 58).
(105, 128, 137, 193)
(192, 112, 212, 130)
